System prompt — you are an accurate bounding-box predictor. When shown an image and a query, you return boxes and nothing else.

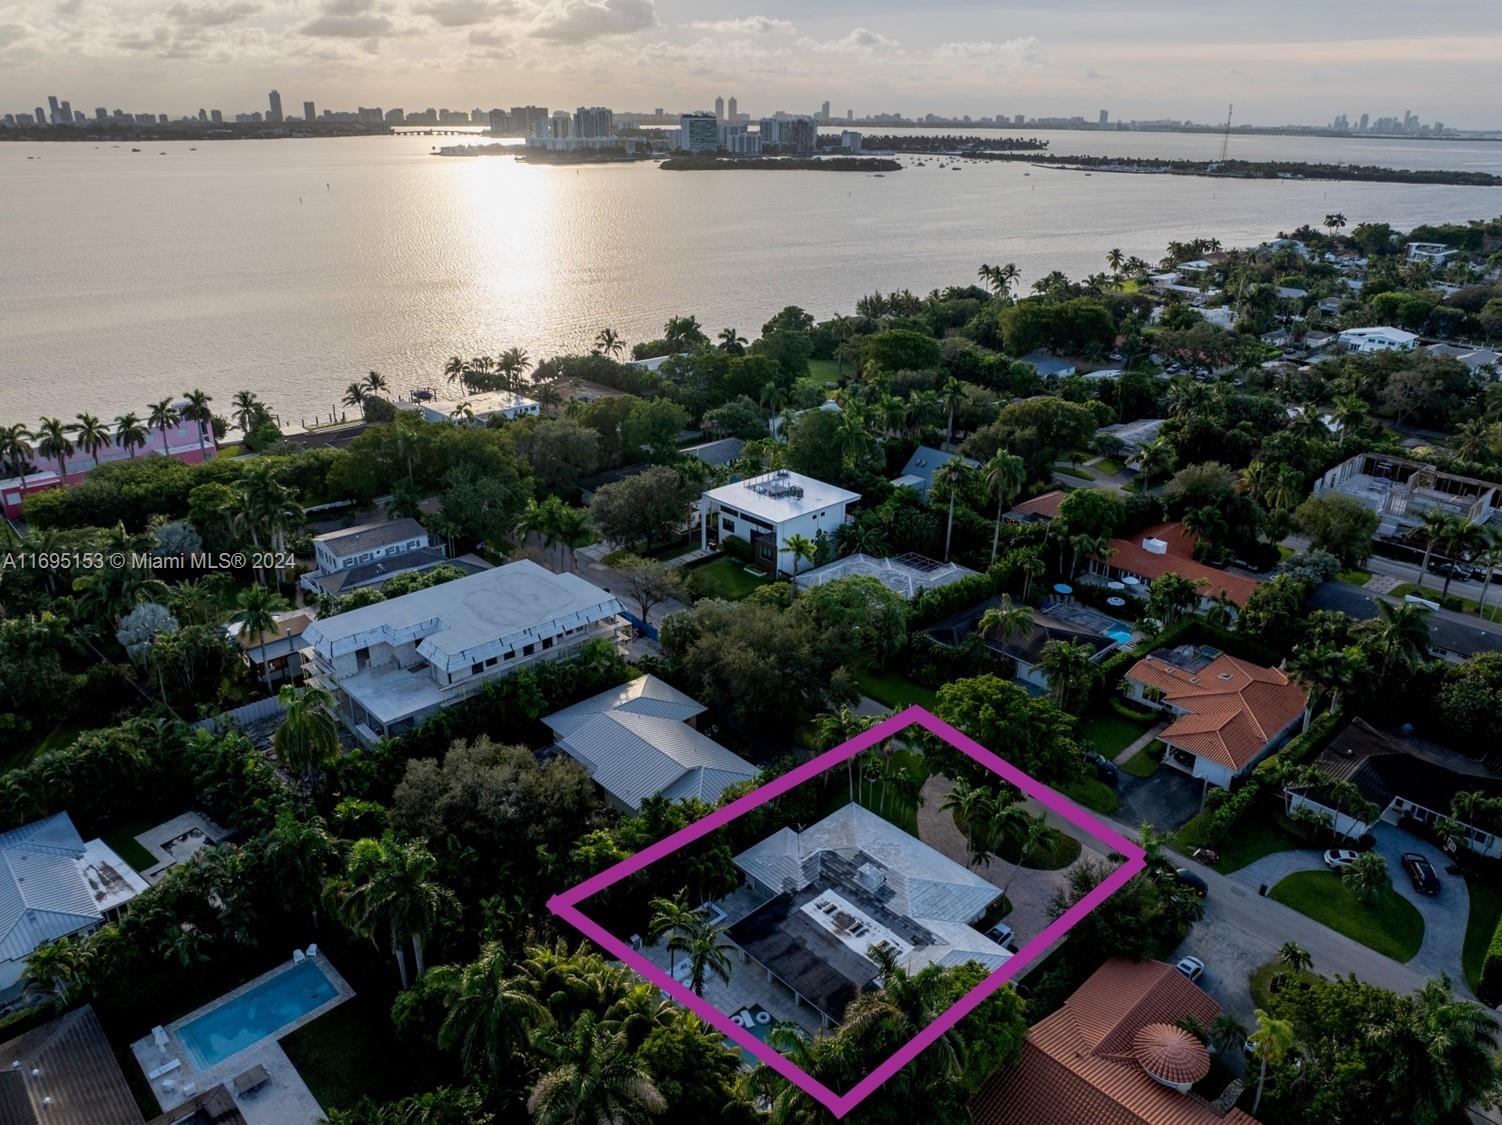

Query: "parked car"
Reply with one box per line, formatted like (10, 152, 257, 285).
(1175, 956, 1205, 983)
(1401, 852, 1441, 895)
(1323, 849, 1359, 869)
(1083, 750, 1119, 784)
(987, 922, 1017, 951)
(1175, 868, 1209, 898)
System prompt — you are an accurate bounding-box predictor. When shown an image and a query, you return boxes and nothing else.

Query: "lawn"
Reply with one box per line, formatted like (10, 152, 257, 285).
(1171, 807, 1305, 872)
(604, 536, 697, 566)
(99, 808, 168, 873)
(0, 722, 85, 774)
(685, 556, 770, 600)
(1462, 874, 1502, 994)
(1389, 582, 1502, 624)
(1337, 568, 1371, 586)
(281, 996, 413, 1113)
(1058, 775, 1120, 815)
(853, 669, 939, 711)
(1052, 463, 1095, 481)
(1250, 960, 1322, 1010)
(1119, 741, 1163, 779)
(1092, 458, 1125, 476)
(1078, 711, 1153, 757)
(816, 748, 930, 835)
(1268, 870, 1424, 963)
(995, 819, 1083, 870)
(806, 358, 843, 384)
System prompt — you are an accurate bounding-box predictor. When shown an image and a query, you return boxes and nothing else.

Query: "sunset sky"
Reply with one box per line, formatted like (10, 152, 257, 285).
(2, 0, 1499, 127)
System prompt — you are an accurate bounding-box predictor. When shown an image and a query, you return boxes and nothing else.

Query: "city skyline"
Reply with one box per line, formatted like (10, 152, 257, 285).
(1, 0, 1501, 130)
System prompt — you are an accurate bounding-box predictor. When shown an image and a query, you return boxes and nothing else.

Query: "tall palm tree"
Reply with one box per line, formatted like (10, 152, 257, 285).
(647, 892, 699, 978)
(780, 533, 817, 586)
(273, 684, 341, 792)
(21, 936, 92, 1005)
(1106, 246, 1126, 277)
(1355, 599, 1431, 677)
(180, 389, 214, 458)
(940, 375, 966, 447)
(979, 595, 1032, 652)
(1277, 941, 1312, 973)
(983, 450, 1027, 567)
(1436, 518, 1488, 599)
(936, 458, 972, 562)
(328, 835, 454, 989)
(999, 816, 1049, 896)
(1341, 850, 1390, 903)
(34, 416, 74, 481)
(716, 327, 747, 354)
(677, 919, 733, 996)
(526, 1012, 666, 1125)
(1249, 1007, 1294, 1114)
(261, 810, 339, 930)
(364, 370, 388, 395)
(594, 327, 624, 358)
(1474, 533, 1502, 621)
(113, 413, 149, 458)
(232, 583, 289, 693)
(342, 383, 368, 410)
(71, 413, 110, 468)
(1038, 638, 1100, 710)
(431, 943, 546, 1082)
(230, 391, 262, 433)
(443, 355, 469, 389)
(1413, 509, 1453, 593)
(551, 505, 593, 572)
(146, 398, 180, 456)
(0, 424, 34, 496)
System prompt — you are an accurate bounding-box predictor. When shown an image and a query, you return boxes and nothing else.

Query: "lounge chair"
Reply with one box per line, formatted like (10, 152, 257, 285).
(305, 943, 318, 959)
(292, 949, 305, 963)
(233, 1064, 271, 1096)
(146, 1058, 181, 1080)
(151, 1025, 169, 1049)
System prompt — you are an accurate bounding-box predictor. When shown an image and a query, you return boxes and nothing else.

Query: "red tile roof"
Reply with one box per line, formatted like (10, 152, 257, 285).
(970, 960, 1260, 1125)
(1126, 654, 1305, 771)
(1103, 523, 1260, 607)
(1011, 490, 1066, 520)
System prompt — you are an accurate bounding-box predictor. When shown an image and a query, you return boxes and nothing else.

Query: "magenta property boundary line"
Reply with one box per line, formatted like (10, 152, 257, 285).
(547, 705, 1148, 1119)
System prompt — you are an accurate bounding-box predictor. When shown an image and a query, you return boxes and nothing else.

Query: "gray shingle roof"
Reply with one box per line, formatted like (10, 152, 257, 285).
(314, 518, 428, 559)
(898, 446, 982, 496)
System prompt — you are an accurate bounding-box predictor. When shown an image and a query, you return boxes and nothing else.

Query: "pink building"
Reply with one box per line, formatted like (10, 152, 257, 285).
(1, 400, 216, 519)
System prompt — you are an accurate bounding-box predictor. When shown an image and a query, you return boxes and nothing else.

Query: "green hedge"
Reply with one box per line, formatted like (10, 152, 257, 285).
(1479, 918, 1502, 1005)
(721, 535, 754, 563)
(1110, 696, 1158, 722)
(1191, 711, 1343, 847)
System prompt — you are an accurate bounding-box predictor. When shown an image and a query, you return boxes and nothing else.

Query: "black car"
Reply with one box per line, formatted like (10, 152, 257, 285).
(1401, 853, 1441, 895)
(1083, 750, 1119, 785)
(1174, 868, 1209, 898)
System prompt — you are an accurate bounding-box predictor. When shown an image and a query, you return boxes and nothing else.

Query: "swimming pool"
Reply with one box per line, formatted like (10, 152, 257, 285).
(727, 1004, 775, 1065)
(1106, 626, 1135, 645)
(177, 959, 338, 1069)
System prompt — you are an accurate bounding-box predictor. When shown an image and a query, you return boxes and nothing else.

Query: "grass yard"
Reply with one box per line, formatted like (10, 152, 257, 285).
(1119, 741, 1163, 779)
(1052, 463, 1095, 481)
(604, 536, 697, 566)
(995, 819, 1083, 870)
(1171, 807, 1305, 872)
(853, 669, 939, 711)
(0, 722, 86, 774)
(99, 808, 168, 873)
(806, 358, 843, 384)
(281, 996, 413, 1113)
(1078, 711, 1153, 757)
(1058, 775, 1120, 815)
(1250, 960, 1322, 1010)
(1390, 582, 1502, 624)
(1463, 874, 1502, 994)
(817, 748, 930, 835)
(685, 556, 771, 601)
(1337, 568, 1372, 586)
(1268, 870, 1424, 963)
(1092, 458, 1125, 476)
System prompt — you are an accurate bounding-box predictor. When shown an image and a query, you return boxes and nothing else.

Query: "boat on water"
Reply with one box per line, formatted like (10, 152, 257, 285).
(131, 147, 140, 152)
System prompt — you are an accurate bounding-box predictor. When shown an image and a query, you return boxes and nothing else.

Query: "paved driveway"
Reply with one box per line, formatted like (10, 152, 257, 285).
(1116, 767, 1204, 834)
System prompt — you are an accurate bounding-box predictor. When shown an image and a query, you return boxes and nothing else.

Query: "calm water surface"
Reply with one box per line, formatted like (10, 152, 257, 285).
(2, 130, 1501, 423)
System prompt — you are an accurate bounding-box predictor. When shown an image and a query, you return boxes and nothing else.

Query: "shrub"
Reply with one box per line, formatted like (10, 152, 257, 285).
(721, 535, 753, 563)
(1110, 696, 1157, 722)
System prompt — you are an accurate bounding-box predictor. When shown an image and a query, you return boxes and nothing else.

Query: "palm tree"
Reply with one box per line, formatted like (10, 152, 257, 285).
(1436, 518, 1488, 599)
(983, 450, 1026, 567)
(647, 892, 699, 978)
(261, 810, 339, 930)
(780, 533, 817, 585)
(232, 584, 289, 694)
(113, 413, 148, 458)
(431, 943, 546, 1082)
(1106, 246, 1126, 277)
(940, 375, 966, 447)
(1039, 639, 1100, 710)
(594, 327, 624, 358)
(342, 382, 368, 410)
(716, 327, 747, 354)
(443, 355, 469, 389)
(71, 412, 110, 468)
(526, 1012, 666, 1125)
(1356, 599, 1431, 677)
(551, 505, 592, 572)
(231, 391, 262, 433)
(180, 389, 214, 457)
(328, 835, 455, 989)
(1277, 941, 1312, 973)
(1341, 851, 1390, 904)
(1413, 509, 1453, 593)
(273, 684, 340, 792)
(979, 596, 1032, 651)
(146, 398, 180, 456)
(1249, 1007, 1295, 1114)
(1474, 534, 1502, 621)
(1136, 436, 1177, 486)
(999, 815, 1048, 896)
(364, 370, 388, 395)
(0, 424, 34, 495)
(1323, 211, 1347, 238)
(21, 936, 91, 1005)
(677, 919, 733, 996)
(34, 416, 74, 481)
(935, 457, 971, 562)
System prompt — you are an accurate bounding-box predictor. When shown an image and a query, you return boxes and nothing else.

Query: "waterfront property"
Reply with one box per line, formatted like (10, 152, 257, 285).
(925, 595, 1122, 694)
(969, 958, 1259, 1125)
(700, 470, 859, 576)
(1310, 452, 1502, 539)
(301, 560, 627, 744)
(0, 812, 148, 995)
(541, 675, 757, 811)
(416, 390, 539, 425)
(1123, 647, 1304, 788)
(1089, 522, 1261, 608)
(1285, 717, 1502, 855)
(890, 446, 981, 500)
(793, 552, 978, 599)
(1337, 325, 1418, 353)
(724, 803, 1010, 1028)
(300, 518, 491, 598)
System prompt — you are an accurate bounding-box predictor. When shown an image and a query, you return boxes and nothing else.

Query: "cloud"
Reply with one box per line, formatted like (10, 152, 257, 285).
(934, 36, 1040, 65)
(531, 0, 656, 42)
(301, 0, 394, 39)
(164, 1, 260, 27)
(1084, 67, 1108, 80)
(798, 26, 898, 54)
(412, 0, 513, 27)
(684, 16, 793, 34)
(466, 23, 515, 55)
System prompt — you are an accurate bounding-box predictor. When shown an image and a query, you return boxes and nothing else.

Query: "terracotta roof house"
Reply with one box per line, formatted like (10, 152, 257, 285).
(970, 959, 1260, 1125)
(1122, 647, 1304, 788)
(1005, 489, 1067, 523)
(1088, 523, 1260, 608)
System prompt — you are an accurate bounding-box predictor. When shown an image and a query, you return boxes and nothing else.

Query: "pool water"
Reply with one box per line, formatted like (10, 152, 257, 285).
(177, 959, 337, 1069)
(727, 1004, 775, 1065)
(1106, 627, 1134, 645)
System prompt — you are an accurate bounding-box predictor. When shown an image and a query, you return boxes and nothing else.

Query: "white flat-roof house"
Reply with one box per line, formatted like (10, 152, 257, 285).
(1406, 241, 1460, 266)
(0, 813, 147, 993)
(420, 391, 540, 426)
(701, 469, 859, 576)
(1338, 326, 1418, 353)
(302, 560, 627, 745)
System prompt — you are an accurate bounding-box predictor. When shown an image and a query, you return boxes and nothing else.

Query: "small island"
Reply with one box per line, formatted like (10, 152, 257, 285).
(659, 156, 902, 172)
(969, 151, 1502, 187)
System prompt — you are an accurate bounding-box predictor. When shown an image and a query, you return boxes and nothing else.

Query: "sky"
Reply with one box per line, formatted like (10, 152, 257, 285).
(2, 0, 1500, 128)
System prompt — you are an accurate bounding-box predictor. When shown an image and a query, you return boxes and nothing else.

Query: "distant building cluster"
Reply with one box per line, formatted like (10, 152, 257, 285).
(1329, 109, 1450, 137)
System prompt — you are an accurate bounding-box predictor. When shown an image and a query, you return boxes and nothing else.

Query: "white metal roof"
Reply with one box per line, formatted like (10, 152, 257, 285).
(302, 560, 623, 674)
(703, 469, 860, 526)
(542, 674, 705, 740)
(558, 711, 757, 811)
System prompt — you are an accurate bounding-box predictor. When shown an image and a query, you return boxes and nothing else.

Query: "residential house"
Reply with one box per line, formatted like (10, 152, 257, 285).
(1096, 418, 1165, 458)
(1306, 580, 1502, 664)
(1310, 452, 1501, 539)
(301, 560, 627, 745)
(970, 958, 1259, 1125)
(300, 518, 490, 598)
(0, 814, 147, 993)
(925, 595, 1122, 694)
(1123, 647, 1304, 788)
(726, 803, 1010, 1028)
(1406, 241, 1460, 266)
(1285, 718, 1502, 855)
(793, 552, 977, 599)
(0, 1005, 145, 1125)
(1088, 522, 1261, 609)
(1005, 489, 1066, 524)
(418, 390, 540, 425)
(701, 469, 859, 576)
(230, 607, 315, 686)
(1019, 351, 1078, 378)
(1337, 326, 1418, 353)
(1427, 343, 1502, 378)
(681, 437, 746, 468)
(542, 675, 757, 811)
(891, 446, 981, 500)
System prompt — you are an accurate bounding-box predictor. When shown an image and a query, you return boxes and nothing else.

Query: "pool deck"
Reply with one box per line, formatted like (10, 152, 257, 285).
(135, 810, 232, 884)
(131, 950, 353, 1125)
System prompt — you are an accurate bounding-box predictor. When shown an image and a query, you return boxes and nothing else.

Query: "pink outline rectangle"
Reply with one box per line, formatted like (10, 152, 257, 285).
(549, 705, 1146, 1118)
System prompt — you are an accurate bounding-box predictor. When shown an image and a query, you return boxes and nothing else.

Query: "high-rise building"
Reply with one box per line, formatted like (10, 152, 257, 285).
(678, 112, 720, 152)
(550, 110, 572, 139)
(46, 96, 60, 124)
(267, 89, 283, 123)
(385, 108, 405, 123)
(727, 96, 738, 121)
(510, 105, 549, 135)
(34, 106, 46, 126)
(1098, 109, 1109, 125)
(95, 107, 107, 122)
(820, 100, 831, 121)
(1359, 112, 1369, 131)
(714, 96, 725, 121)
(573, 106, 614, 138)
(59, 100, 72, 123)
(847, 108, 853, 121)
(1014, 114, 1025, 125)
(304, 100, 316, 122)
(488, 108, 507, 133)
(760, 115, 817, 155)
(211, 109, 223, 123)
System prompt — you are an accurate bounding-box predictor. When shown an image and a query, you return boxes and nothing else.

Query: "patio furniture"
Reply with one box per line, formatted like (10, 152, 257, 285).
(292, 949, 305, 963)
(1106, 596, 1127, 607)
(306, 943, 319, 959)
(152, 1025, 169, 1049)
(147, 1058, 181, 1080)
(233, 1064, 271, 1096)
(1107, 581, 1125, 590)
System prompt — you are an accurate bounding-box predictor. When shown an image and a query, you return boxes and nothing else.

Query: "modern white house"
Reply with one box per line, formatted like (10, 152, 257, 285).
(419, 390, 540, 425)
(542, 675, 758, 812)
(301, 560, 627, 745)
(701, 469, 859, 576)
(0, 813, 148, 994)
(1406, 241, 1460, 266)
(1337, 326, 1418, 353)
